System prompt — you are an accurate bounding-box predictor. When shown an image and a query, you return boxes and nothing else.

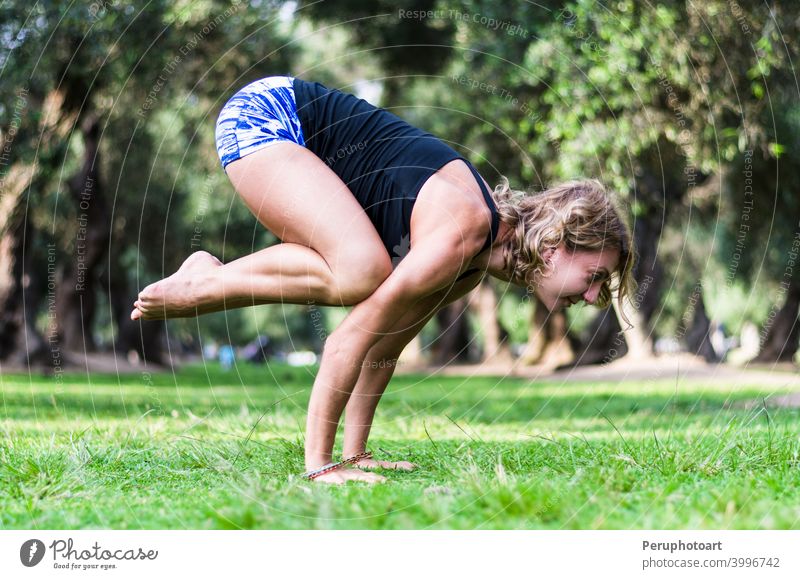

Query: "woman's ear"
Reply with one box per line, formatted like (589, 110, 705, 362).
(541, 246, 555, 266)
(538, 246, 556, 279)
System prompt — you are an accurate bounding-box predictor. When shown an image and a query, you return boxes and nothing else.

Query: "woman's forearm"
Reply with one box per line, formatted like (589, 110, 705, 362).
(303, 277, 426, 469)
(302, 244, 482, 471)
(304, 336, 369, 468)
(342, 359, 398, 456)
(334, 275, 482, 463)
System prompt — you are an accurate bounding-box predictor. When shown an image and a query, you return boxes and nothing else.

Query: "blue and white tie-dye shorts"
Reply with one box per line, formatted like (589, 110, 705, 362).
(214, 76, 305, 169)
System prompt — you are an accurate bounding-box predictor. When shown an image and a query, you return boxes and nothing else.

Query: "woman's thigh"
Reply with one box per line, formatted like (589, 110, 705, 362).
(223, 142, 393, 287)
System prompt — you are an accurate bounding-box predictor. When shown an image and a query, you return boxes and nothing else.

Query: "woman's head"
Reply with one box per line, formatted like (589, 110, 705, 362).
(491, 177, 636, 320)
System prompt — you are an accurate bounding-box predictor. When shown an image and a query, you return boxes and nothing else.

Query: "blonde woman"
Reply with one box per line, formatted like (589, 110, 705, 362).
(131, 76, 635, 484)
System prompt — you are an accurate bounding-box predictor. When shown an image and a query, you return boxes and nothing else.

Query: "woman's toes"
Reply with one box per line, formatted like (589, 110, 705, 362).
(379, 460, 414, 470)
(141, 282, 158, 298)
(139, 283, 165, 307)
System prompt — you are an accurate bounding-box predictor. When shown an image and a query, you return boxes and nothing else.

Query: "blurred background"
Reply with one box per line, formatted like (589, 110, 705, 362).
(0, 0, 798, 375)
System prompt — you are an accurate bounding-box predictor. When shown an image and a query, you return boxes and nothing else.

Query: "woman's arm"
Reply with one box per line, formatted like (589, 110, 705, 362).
(342, 271, 483, 458)
(304, 221, 487, 469)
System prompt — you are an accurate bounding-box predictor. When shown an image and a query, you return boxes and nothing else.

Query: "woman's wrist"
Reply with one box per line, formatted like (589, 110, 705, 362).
(301, 451, 372, 480)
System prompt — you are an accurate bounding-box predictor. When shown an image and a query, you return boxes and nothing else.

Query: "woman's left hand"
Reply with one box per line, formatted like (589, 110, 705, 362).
(352, 457, 417, 471)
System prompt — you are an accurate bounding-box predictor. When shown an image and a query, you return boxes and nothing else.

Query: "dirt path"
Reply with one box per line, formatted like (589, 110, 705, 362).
(399, 353, 800, 388)
(5, 351, 798, 395)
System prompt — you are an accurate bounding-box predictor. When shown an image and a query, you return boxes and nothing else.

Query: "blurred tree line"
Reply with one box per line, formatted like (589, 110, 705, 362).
(1, 0, 798, 371)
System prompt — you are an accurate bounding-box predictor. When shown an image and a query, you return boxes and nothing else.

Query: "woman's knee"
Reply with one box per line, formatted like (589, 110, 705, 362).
(331, 256, 393, 305)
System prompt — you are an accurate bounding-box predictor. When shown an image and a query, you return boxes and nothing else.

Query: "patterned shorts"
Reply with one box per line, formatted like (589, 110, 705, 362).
(214, 76, 306, 169)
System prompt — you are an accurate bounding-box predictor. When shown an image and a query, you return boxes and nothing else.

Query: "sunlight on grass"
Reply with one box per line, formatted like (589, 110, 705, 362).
(1, 362, 799, 529)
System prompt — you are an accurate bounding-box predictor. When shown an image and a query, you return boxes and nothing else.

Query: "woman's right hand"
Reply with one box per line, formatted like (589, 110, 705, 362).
(309, 467, 387, 485)
(352, 457, 417, 471)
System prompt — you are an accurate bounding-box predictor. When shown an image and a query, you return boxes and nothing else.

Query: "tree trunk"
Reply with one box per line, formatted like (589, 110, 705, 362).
(431, 297, 472, 364)
(537, 308, 575, 370)
(470, 279, 513, 364)
(570, 307, 626, 366)
(116, 317, 168, 366)
(683, 286, 719, 362)
(0, 183, 49, 367)
(55, 115, 109, 352)
(107, 242, 169, 366)
(754, 278, 800, 363)
(519, 297, 574, 369)
(0, 88, 79, 368)
(518, 300, 547, 365)
(611, 287, 654, 360)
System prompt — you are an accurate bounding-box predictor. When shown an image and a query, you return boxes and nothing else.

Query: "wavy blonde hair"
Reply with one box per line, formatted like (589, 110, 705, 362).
(491, 177, 636, 319)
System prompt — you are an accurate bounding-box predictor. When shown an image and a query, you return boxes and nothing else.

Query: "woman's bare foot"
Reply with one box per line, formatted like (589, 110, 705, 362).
(176, 250, 223, 274)
(310, 467, 387, 485)
(131, 251, 223, 321)
(352, 457, 417, 471)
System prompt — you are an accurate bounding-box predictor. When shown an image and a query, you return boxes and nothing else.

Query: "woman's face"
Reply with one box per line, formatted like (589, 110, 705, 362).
(532, 244, 620, 312)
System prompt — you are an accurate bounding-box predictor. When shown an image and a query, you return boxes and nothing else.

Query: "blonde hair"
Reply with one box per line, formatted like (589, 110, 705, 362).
(492, 177, 636, 319)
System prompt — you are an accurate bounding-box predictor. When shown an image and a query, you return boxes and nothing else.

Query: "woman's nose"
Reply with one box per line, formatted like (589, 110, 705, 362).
(582, 282, 603, 305)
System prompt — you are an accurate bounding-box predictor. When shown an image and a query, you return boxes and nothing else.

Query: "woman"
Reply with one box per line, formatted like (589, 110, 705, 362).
(131, 76, 635, 484)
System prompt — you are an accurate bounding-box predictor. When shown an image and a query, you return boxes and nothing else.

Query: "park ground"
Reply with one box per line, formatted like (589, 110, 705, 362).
(1, 360, 799, 529)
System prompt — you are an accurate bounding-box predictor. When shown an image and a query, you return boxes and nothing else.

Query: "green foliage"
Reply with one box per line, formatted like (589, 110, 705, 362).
(390, 0, 799, 340)
(1, 0, 302, 346)
(4, 0, 799, 352)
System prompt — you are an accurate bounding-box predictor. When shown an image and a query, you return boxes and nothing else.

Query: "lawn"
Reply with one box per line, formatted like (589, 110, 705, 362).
(1, 362, 799, 529)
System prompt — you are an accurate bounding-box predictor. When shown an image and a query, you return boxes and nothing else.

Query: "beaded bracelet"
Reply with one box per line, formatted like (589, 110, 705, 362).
(301, 451, 372, 480)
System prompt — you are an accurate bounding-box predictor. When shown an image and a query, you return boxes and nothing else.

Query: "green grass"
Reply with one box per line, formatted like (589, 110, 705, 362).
(1, 362, 799, 529)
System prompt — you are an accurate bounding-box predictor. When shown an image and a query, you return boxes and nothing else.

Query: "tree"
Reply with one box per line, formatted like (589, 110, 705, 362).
(409, 0, 798, 364)
(0, 0, 298, 367)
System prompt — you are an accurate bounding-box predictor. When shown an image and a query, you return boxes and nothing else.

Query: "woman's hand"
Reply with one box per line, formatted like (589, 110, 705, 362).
(309, 467, 387, 485)
(352, 457, 417, 471)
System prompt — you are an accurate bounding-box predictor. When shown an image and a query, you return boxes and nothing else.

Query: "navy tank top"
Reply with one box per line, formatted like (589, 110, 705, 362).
(293, 78, 498, 280)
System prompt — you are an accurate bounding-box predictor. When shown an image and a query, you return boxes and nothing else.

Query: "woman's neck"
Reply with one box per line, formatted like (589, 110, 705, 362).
(471, 220, 515, 282)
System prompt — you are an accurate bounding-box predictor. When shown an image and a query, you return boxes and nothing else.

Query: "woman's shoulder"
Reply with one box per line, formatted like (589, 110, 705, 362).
(435, 158, 487, 187)
(412, 162, 492, 253)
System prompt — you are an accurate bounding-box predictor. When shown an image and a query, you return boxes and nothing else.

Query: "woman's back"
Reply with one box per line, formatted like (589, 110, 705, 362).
(293, 78, 497, 263)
